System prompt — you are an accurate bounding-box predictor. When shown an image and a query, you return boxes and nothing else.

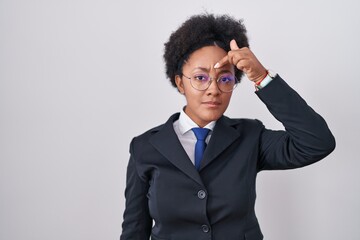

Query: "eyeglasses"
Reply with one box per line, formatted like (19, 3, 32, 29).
(182, 73, 239, 93)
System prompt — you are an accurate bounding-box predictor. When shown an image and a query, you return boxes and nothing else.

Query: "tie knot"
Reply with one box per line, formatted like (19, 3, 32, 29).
(192, 128, 210, 141)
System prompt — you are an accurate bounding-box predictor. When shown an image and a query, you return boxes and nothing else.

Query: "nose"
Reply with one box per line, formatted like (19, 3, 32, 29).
(206, 78, 221, 95)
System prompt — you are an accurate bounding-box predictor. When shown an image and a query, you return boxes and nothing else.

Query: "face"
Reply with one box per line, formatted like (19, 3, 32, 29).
(175, 46, 234, 127)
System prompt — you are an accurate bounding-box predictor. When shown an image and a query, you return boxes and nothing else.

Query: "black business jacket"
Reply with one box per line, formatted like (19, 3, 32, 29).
(120, 76, 335, 240)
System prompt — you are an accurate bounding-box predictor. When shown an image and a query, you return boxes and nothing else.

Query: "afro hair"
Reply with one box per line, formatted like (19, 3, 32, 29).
(163, 13, 249, 88)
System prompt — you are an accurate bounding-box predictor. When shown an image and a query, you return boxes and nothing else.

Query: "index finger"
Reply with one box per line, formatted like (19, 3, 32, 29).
(214, 55, 229, 69)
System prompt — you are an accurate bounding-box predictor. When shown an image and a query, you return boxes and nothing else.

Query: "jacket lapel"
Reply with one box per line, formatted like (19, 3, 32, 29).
(149, 113, 204, 186)
(200, 116, 241, 171)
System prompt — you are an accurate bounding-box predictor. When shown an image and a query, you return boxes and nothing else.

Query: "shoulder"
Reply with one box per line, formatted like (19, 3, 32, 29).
(220, 115, 264, 130)
(130, 112, 179, 151)
(212, 115, 265, 141)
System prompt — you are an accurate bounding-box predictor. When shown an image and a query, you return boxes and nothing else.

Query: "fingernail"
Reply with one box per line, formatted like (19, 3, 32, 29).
(214, 62, 219, 68)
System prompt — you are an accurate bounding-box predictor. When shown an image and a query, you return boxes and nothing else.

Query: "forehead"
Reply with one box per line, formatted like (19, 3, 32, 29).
(184, 46, 232, 71)
(186, 45, 227, 63)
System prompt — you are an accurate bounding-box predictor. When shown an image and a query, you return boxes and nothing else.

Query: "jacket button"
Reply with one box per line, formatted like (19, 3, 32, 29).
(197, 190, 206, 199)
(201, 224, 210, 233)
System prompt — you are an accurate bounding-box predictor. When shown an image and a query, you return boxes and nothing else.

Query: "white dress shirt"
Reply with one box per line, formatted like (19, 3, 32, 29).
(173, 109, 216, 165)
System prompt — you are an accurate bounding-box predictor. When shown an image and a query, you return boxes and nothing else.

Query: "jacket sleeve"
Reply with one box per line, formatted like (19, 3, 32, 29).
(256, 75, 336, 171)
(120, 139, 152, 240)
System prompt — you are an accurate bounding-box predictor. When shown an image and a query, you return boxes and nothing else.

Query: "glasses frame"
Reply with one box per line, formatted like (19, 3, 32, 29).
(182, 73, 239, 93)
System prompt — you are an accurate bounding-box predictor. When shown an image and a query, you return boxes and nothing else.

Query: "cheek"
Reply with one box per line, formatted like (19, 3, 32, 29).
(183, 86, 202, 102)
(184, 94, 201, 107)
(222, 93, 233, 105)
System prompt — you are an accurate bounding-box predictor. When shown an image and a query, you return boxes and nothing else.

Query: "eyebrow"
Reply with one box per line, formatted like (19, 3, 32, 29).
(193, 67, 210, 71)
(192, 67, 232, 74)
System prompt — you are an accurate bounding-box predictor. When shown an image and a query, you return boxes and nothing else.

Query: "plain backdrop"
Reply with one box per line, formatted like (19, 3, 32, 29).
(1, 0, 359, 239)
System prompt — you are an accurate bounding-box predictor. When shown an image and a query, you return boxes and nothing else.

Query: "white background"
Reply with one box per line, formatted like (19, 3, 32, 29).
(1, 0, 359, 239)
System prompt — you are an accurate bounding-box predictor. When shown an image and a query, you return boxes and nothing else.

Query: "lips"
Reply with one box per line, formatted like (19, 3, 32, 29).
(202, 101, 221, 107)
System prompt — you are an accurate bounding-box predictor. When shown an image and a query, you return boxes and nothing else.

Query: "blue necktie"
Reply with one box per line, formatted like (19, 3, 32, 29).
(192, 128, 210, 171)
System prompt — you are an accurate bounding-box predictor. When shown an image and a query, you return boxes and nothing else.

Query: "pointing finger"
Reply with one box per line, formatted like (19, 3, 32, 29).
(230, 39, 240, 50)
(214, 55, 229, 69)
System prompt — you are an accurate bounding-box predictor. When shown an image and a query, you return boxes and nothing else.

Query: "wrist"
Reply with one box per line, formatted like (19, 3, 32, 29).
(255, 69, 277, 90)
(255, 70, 268, 85)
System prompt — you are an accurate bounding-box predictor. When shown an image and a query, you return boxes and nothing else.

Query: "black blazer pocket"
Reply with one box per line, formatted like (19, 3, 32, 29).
(244, 224, 264, 240)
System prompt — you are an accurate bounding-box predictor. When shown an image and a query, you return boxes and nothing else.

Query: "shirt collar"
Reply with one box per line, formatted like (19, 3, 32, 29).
(178, 108, 216, 135)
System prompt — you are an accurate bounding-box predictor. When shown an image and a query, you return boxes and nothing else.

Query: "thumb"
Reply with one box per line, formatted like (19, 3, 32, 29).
(230, 39, 240, 50)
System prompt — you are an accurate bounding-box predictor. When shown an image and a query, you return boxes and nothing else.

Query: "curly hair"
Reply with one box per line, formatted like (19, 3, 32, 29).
(163, 13, 249, 88)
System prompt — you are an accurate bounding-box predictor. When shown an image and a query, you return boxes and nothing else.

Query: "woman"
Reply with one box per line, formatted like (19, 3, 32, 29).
(120, 14, 335, 240)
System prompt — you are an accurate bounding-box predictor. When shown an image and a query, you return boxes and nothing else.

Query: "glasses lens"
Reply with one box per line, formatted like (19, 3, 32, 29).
(190, 74, 210, 90)
(217, 74, 237, 92)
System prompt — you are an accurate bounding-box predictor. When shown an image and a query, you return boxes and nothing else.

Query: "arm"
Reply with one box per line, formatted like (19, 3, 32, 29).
(120, 140, 152, 240)
(215, 40, 335, 170)
(256, 75, 335, 170)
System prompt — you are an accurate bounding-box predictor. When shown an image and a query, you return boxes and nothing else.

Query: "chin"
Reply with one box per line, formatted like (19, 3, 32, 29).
(203, 112, 223, 122)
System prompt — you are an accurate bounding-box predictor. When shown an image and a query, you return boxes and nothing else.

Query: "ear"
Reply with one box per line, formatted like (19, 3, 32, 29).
(175, 75, 185, 94)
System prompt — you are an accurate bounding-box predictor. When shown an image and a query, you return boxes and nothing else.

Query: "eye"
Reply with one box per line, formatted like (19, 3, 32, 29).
(194, 74, 209, 82)
(218, 75, 235, 84)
